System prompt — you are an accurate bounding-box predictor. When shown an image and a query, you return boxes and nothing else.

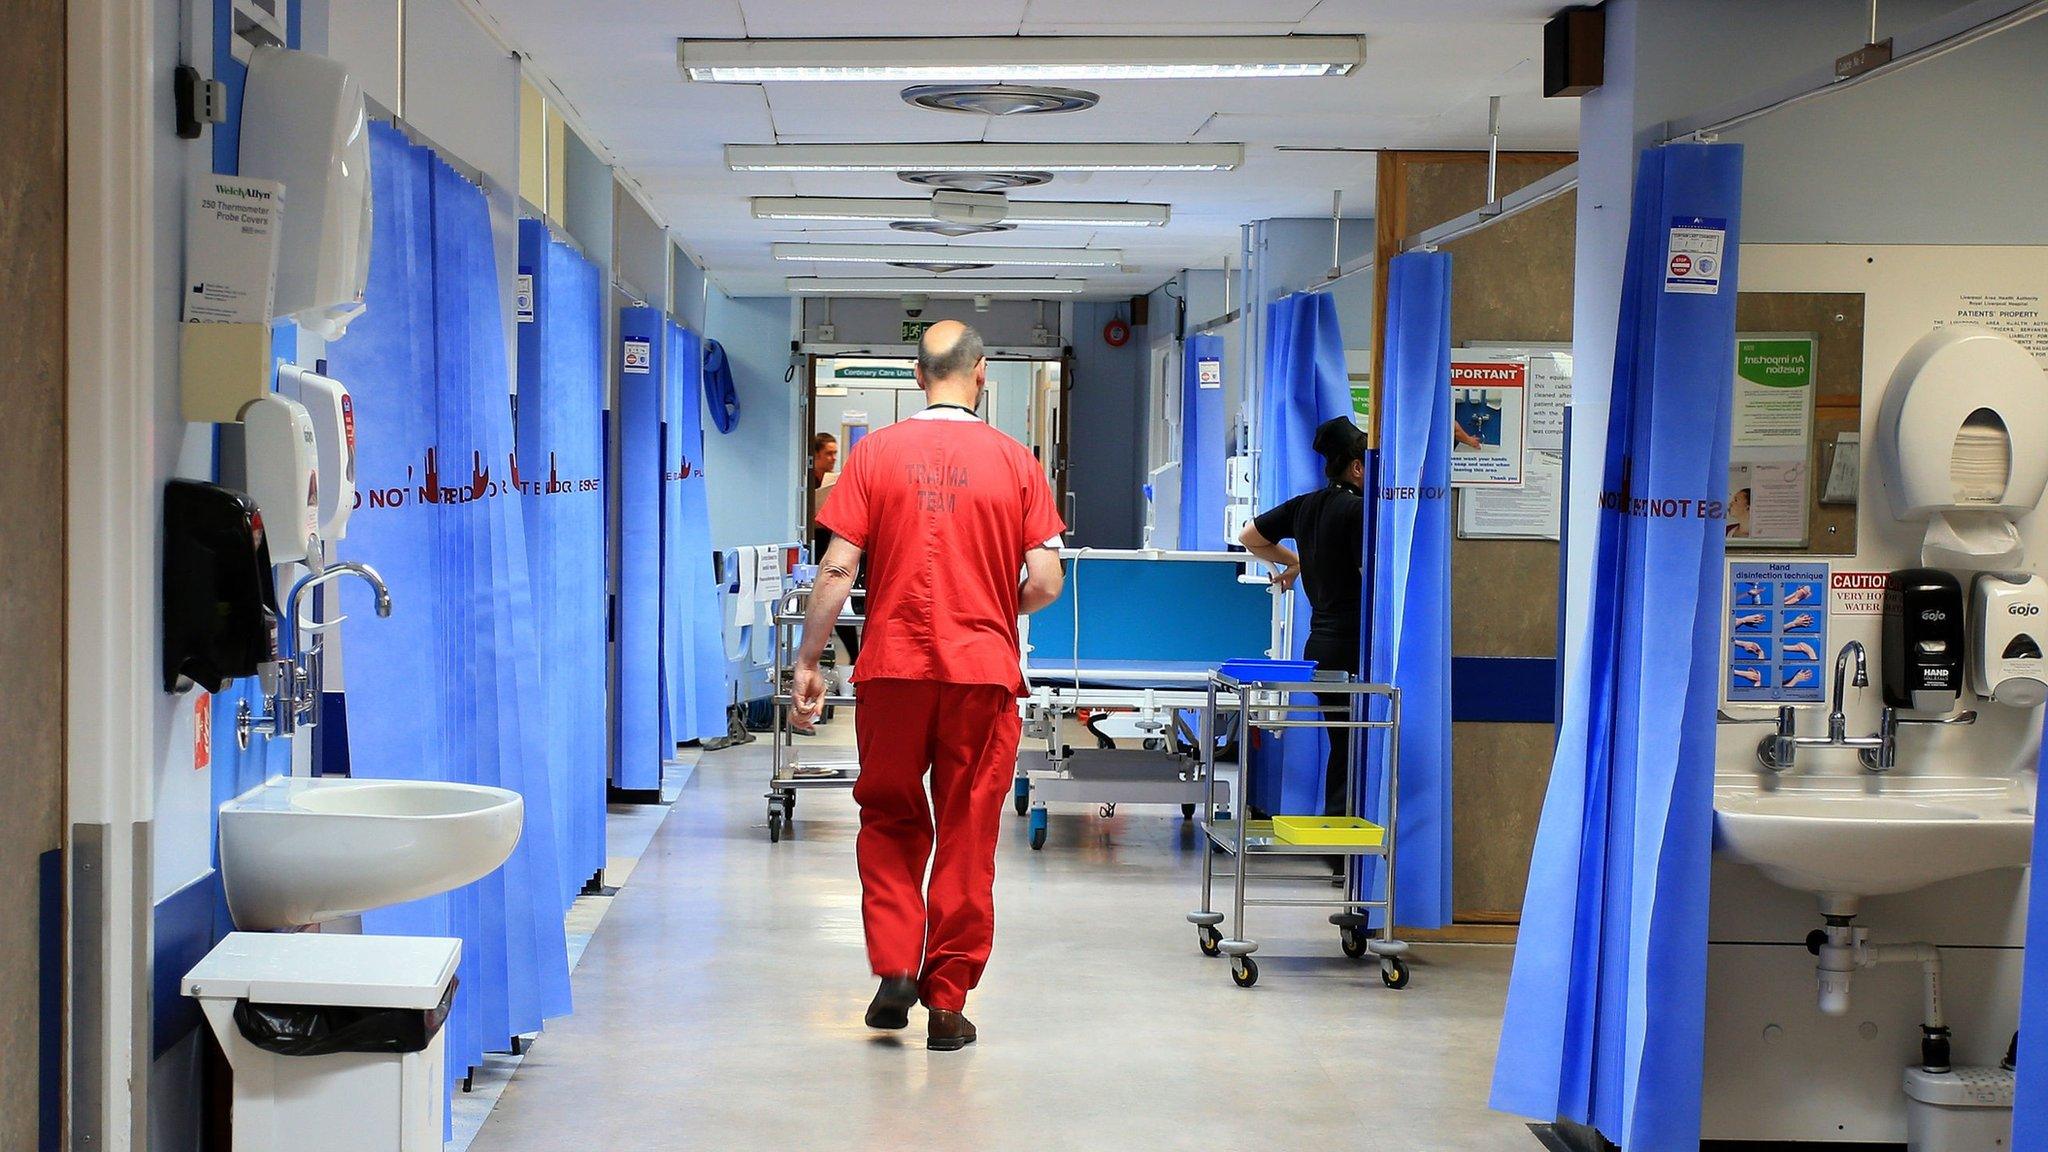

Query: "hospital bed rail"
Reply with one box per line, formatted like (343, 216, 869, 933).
(764, 585, 863, 843)
(1188, 673, 1410, 991)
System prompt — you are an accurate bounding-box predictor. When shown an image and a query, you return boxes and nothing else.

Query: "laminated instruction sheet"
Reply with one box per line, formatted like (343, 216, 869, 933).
(1727, 561, 1829, 703)
(1726, 334, 1818, 549)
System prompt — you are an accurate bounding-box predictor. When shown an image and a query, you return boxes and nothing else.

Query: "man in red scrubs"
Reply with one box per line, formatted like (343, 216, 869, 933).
(792, 321, 1066, 1052)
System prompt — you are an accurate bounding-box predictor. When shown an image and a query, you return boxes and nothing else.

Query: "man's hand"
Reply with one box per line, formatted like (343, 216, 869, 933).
(1271, 563, 1302, 593)
(792, 659, 828, 724)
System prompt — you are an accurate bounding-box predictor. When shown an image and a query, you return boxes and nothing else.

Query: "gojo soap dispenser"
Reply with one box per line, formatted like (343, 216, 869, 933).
(163, 479, 280, 693)
(1882, 568, 1967, 713)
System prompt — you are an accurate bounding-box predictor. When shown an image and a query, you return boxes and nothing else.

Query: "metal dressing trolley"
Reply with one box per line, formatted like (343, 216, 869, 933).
(764, 585, 862, 842)
(1188, 672, 1411, 990)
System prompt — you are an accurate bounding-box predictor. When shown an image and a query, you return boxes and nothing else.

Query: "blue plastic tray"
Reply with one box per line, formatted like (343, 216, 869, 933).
(1216, 658, 1317, 683)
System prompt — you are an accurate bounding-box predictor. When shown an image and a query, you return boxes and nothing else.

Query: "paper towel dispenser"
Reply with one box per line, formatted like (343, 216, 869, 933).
(1875, 326, 2048, 569)
(238, 47, 372, 340)
(163, 480, 281, 693)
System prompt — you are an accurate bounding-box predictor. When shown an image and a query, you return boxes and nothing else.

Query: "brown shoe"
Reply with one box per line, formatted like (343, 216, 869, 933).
(927, 1009, 977, 1052)
(865, 977, 918, 1030)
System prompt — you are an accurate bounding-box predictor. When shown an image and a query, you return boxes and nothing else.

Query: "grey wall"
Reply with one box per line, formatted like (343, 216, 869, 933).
(701, 293, 800, 550)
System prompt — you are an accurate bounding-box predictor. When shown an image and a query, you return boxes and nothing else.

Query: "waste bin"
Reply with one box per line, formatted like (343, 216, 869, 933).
(184, 932, 461, 1152)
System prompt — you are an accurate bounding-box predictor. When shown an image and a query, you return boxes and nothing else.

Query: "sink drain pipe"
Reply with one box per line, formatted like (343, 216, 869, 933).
(1813, 920, 1950, 1071)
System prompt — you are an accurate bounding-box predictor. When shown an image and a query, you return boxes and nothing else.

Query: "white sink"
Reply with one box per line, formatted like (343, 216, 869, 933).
(1713, 774, 2033, 911)
(220, 776, 524, 930)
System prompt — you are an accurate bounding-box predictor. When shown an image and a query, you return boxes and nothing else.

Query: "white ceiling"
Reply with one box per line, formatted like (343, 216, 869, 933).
(472, 0, 1580, 299)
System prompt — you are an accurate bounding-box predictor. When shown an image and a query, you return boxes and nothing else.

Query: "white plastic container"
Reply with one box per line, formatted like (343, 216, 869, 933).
(1903, 1066, 2014, 1151)
(184, 932, 460, 1152)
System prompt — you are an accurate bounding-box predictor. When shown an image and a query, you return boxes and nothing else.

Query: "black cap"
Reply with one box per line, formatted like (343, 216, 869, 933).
(1312, 416, 1367, 479)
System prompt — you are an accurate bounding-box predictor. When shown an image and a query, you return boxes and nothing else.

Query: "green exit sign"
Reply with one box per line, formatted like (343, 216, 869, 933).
(902, 320, 936, 342)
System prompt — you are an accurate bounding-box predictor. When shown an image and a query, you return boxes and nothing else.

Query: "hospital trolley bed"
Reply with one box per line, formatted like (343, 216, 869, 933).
(764, 585, 861, 843)
(1017, 549, 1290, 850)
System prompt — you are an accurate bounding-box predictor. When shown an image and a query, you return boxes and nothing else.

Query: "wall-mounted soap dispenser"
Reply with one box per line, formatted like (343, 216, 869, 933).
(241, 394, 320, 565)
(1883, 569, 1967, 712)
(1972, 573, 2048, 708)
(163, 480, 280, 693)
(1875, 326, 2048, 570)
(283, 365, 356, 542)
(237, 47, 372, 339)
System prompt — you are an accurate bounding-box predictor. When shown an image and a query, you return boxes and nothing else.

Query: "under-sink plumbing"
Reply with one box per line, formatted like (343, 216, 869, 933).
(1810, 917, 1951, 1071)
(237, 562, 393, 749)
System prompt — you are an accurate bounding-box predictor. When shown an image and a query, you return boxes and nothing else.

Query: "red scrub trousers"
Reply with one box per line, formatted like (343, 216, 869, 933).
(852, 678, 1021, 1012)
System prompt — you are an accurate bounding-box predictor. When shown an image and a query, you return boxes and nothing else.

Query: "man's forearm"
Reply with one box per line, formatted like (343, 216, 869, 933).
(797, 570, 856, 664)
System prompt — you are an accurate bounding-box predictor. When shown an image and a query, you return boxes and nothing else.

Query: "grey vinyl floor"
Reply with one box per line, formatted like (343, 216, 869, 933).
(468, 726, 1539, 1151)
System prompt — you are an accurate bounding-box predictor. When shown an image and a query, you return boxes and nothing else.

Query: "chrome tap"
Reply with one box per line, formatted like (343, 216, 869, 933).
(239, 562, 394, 749)
(1828, 640, 1868, 744)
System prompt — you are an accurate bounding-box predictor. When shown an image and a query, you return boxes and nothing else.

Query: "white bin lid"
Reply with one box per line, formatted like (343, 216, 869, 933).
(1903, 1066, 2016, 1108)
(183, 932, 461, 1010)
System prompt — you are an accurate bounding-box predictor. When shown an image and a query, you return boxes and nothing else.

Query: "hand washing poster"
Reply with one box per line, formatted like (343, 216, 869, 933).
(1726, 334, 1817, 549)
(1727, 560, 1829, 703)
(1448, 360, 1528, 487)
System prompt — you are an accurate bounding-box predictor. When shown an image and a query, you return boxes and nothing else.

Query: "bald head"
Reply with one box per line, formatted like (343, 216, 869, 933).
(916, 320, 985, 385)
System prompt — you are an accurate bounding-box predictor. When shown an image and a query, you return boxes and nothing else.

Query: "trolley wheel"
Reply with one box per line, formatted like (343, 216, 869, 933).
(1341, 928, 1370, 960)
(1029, 826, 1047, 851)
(1381, 956, 1410, 990)
(781, 790, 796, 816)
(767, 808, 783, 843)
(1198, 925, 1223, 958)
(1013, 780, 1029, 816)
(1231, 956, 1259, 988)
(1028, 807, 1048, 851)
(1181, 803, 1196, 820)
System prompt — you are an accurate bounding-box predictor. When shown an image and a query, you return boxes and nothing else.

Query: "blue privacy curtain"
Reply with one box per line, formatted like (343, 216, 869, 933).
(1367, 251, 1455, 930)
(515, 218, 607, 906)
(1251, 291, 1352, 817)
(1178, 333, 1228, 551)
(613, 307, 665, 792)
(1491, 142, 1744, 1151)
(2016, 711, 2048, 1143)
(327, 122, 573, 1094)
(662, 320, 730, 744)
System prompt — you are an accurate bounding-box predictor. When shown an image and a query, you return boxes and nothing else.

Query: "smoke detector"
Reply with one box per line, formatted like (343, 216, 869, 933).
(890, 220, 1016, 237)
(901, 84, 1100, 116)
(888, 261, 995, 274)
(900, 170, 1053, 193)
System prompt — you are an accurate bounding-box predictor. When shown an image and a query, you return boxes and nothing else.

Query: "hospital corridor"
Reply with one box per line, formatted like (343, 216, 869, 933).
(15, 2, 2048, 1152)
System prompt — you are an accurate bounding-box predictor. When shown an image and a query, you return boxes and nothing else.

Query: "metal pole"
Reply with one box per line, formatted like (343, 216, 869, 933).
(1871, 0, 1881, 44)
(1329, 189, 1343, 278)
(1238, 222, 1257, 501)
(1485, 95, 1502, 205)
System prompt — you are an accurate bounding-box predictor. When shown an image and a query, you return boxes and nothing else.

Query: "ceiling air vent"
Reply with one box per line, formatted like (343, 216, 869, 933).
(901, 84, 1100, 116)
(887, 261, 996, 274)
(890, 220, 1017, 237)
(900, 170, 1053, 193)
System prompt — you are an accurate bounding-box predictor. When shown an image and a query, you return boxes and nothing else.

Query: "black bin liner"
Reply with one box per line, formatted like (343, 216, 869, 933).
(233, 976, 457, 1057)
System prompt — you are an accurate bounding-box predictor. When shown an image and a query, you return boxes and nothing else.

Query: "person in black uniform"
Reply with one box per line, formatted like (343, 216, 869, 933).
(1237, 416, 1368, 821)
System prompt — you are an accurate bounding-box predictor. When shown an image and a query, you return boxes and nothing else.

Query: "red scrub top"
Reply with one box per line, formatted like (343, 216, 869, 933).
(817, 409, 1064, 694)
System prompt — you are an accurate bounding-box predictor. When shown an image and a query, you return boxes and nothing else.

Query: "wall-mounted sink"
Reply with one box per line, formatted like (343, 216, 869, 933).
(219, 776, 524, 930)
(1713, 774, 2033, 913)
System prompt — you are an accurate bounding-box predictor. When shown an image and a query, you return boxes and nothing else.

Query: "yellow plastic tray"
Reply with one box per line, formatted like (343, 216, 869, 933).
(1270, 816, 1386, 847)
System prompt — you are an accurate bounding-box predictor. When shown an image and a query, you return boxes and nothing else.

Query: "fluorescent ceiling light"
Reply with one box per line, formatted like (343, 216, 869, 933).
(727, 143, 1242, 173)
(773, 243, 1122, 267)
(787, 277, 1084, 297)
(679, 36, 1365, 82)
(752, 197, 1170, 228)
